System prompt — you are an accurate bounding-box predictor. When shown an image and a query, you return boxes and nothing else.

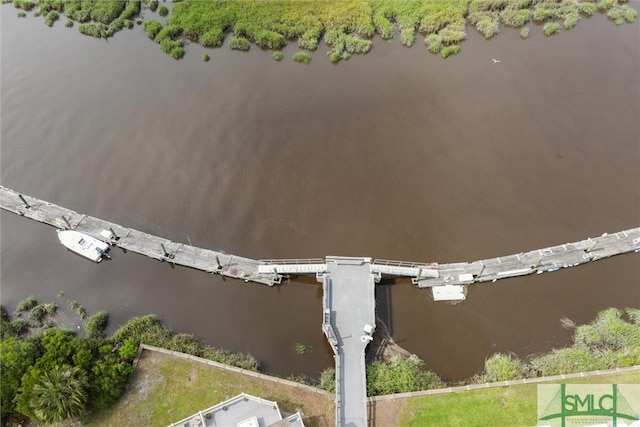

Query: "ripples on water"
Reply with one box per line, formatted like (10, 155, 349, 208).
(1, 11, 638, 380)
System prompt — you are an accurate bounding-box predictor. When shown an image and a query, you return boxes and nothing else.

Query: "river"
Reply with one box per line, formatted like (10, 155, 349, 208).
(1, 7, 638, 381)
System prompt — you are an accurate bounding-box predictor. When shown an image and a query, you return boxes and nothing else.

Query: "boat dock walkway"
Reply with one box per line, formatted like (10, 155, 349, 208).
(0, 186, 276, 285)
(414, 227, 640, 298)
(3, 185, 639, 427)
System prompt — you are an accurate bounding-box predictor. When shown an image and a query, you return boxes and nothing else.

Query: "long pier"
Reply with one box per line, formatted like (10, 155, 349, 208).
(2, 185, 639, 427)
(0, 186, 276, 285)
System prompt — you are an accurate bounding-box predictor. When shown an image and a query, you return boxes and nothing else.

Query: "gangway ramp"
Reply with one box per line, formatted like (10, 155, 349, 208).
(319, 257, 377, 427)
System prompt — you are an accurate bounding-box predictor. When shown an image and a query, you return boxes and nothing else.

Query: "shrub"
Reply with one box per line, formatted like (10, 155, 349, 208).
(143, 20, 163, 40)
(367, 354, 444, 396)
(69, 300, 87, 319)
(85, 311, 109, 339)
(425, 34, 443, 53)
(441, 44, 460, 58)
(154, 24, 181, 43)
(319, 367, 335, 393)
(148, 0, 159, 12)
(118, 337, 139, 361)
(520, 27, 530, 38)
(626, 308, 640, 326)
(439, 27, 467, 44)
(17, 296, 37, 313)
(292, 52, 311, 64)
(65, 19, 74, 28)
(273, 51, 283, 61)
(18, 11, 26, 17)
(158, 5, 169, 17)
(543, 22, 561, 36)
(480, 353, 528, 382)
(90, 0, 126, 24)
(531, 348, 602, 376)
(202, 53, 210, 62)
(623, 6, 638, 22)
(229, 37, 250, 51)
(29, 305, 48, 325)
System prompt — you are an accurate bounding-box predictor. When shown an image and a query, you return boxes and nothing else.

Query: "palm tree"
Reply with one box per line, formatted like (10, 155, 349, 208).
(30, 364, 89, 423)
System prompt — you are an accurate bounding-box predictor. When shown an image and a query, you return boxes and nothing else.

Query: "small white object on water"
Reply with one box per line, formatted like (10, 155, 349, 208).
(492, 58, 501, 63)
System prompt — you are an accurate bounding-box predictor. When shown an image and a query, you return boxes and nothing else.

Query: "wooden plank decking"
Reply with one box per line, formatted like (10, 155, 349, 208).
(0, 186, 276, 285)
(415, 227, 640, 288)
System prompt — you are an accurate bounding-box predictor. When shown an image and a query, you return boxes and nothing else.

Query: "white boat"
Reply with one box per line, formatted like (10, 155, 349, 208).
(57, 230, 110, 262)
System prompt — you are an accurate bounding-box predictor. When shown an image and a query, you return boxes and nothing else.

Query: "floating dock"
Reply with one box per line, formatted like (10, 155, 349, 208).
(0, 186, 276, 285)
(3, 185, 639, 427)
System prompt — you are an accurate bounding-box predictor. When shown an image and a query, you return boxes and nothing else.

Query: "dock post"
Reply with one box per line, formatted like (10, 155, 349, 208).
(109, 227, 118, 240)
(160, 243, 169, 257)
(273, 267, 279, 282)
(477, 264, 485, 278)
(416, 268, 422, 282)
(62, 216, 71, 229)
(215, 255, 223, 270)
(533, 257, 543, 268)
(18, 194, 31, 209)
(585, 241, 598, 253)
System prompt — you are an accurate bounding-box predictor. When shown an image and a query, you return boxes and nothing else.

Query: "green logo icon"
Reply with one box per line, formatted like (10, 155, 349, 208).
(538, 384, 640, 427)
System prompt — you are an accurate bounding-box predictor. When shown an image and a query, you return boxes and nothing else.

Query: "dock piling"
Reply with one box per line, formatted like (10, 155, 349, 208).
(62, 216, 71, 229)
(215, 255, 223, 270)
(109, 227, 119, 240)
(18, 194, 30, 209)
(161, 243, 169, 257)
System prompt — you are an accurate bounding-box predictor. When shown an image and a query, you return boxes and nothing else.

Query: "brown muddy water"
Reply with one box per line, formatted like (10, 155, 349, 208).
(1, 9, 639, 381)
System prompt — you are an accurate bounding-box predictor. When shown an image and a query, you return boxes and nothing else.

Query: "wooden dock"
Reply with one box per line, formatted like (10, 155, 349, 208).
(0, 186, 276, 285)
(414, 227, 640, 289)
(2, 185, 638, 292)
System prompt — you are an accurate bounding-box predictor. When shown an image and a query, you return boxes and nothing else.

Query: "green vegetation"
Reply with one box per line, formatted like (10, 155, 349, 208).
(292, 51, 311, 64)
(441, 44, 461, 58)
(295, 343, 312, 354)
(229, 37, 250, 51)
(543, 21, 562, 35)
(86, 350, 334, 426)
(366, 354, 444, 396)
(273, 50, 283, 61)
(202, 53, 210, 62)
(143, 19, 162, 40)
(65, 19, 73, 27)
(401, 371, 640, 426)
(4, 0, 638, 61)
(520, 26, 530, 38)
(17, 10, 25, 17)
(1, 297, 261, 425)
(43, 10, 58, 26)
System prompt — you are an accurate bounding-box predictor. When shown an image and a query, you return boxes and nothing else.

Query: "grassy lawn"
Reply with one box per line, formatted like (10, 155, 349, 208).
(82, 349, 335, 427)
(400, 371, 640, 427)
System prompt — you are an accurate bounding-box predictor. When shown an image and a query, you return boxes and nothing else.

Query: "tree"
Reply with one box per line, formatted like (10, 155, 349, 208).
(0, 338, 40, 417)
(29, 365, 89, 423)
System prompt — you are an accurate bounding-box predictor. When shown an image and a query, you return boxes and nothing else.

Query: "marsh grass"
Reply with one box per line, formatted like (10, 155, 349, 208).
(229, 37, 250, 51)
(272, 50, 283, 61)
(292, 51, 311, 64)
(17, 10, 26, 17)
(520, 26, 530, 38)
(202, 53, 209, 62)
(65, 19, 73, 27)
(441, 44, 461, 58)
(543, 21, 561, 35)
